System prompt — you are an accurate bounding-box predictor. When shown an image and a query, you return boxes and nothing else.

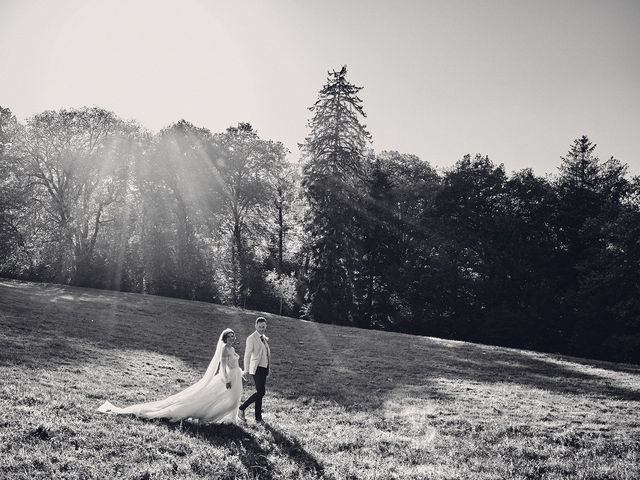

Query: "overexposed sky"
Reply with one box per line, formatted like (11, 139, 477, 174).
(1, 0, 639, 175)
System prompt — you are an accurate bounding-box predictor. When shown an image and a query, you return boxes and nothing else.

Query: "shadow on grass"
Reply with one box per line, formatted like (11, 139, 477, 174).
(443, 341, 640, 401)
(159, 420, 276, 480)
(270, 326, 640, 410)
(154, 420, 328, 479)
(0, 330, 103, 368)
(0, 279, 250, 370)
(261, 421, 327, 479)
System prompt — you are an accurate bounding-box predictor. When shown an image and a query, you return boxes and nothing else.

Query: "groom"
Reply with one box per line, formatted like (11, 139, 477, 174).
(239, 316, 271, 423)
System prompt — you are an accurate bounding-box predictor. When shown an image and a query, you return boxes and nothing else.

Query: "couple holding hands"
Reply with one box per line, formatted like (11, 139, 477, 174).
(98, 317, 271, 425)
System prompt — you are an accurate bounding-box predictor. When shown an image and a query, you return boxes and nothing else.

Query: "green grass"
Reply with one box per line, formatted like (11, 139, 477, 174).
(1, 279, 639, 479)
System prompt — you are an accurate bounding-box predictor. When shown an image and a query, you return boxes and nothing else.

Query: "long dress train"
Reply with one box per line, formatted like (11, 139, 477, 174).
(98, 329, 242, 424)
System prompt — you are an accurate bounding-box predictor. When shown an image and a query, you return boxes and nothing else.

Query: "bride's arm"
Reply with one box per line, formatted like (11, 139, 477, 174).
(220, 346, 232, 388)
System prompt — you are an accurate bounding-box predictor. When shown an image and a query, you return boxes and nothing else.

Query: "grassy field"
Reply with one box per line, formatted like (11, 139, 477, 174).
(0, 279, 639, 479)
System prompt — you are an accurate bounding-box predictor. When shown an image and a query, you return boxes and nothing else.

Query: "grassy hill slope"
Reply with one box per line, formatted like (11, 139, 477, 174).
(1, 279, 639, 479)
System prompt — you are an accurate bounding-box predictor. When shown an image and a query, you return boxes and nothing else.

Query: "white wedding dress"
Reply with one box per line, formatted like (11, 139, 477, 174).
(98, 329, 242, 424)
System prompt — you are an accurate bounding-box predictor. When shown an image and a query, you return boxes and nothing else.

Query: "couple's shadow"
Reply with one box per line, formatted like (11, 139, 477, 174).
(158, 419, 326, 479)
(261, 421, 326, 478)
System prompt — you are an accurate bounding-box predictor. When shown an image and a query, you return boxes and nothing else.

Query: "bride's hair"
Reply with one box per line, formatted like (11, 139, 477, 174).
(221, 329, 235, 343)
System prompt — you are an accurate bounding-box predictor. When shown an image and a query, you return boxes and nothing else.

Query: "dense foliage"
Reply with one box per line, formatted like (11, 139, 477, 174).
(1, 68, 638, 363)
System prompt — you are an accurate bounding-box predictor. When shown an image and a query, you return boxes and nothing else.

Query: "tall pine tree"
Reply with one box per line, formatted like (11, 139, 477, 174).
(555, 136, 634, 358)
(301, 66, 371, 324)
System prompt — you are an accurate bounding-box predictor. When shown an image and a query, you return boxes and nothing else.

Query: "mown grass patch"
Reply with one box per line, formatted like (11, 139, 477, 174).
(1, 279, 639, 479)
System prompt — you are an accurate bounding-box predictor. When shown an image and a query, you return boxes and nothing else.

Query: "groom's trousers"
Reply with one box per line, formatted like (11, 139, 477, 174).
(240, 366, 268, 420)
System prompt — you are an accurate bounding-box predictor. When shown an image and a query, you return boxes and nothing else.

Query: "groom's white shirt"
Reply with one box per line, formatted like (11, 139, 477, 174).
(244, 331, 270, 375)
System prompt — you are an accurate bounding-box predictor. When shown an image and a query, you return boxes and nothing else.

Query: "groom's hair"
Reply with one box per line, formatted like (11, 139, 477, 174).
(255, 317, 267, 325)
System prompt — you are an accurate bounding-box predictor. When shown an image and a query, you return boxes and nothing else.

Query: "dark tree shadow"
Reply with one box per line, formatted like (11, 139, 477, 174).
(443, 341, 640, 401)
(266, 322, 640, 412)
(0, 280, 250, 371)
(261, 421, 328, 479)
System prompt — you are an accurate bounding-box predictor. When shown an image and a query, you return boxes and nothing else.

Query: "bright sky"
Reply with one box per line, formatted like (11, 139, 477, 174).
(1, 0, 639, 176)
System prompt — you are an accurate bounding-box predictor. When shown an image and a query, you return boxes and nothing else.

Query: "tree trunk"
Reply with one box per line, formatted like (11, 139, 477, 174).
(233, 219, 244, 306)
(278, 201, 284, 274)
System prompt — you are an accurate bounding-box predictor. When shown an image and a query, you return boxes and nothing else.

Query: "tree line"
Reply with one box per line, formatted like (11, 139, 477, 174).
(1, 66, 638, 363)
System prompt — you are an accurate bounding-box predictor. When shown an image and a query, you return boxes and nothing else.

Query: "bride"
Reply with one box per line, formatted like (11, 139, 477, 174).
(98, 328, 243, 424)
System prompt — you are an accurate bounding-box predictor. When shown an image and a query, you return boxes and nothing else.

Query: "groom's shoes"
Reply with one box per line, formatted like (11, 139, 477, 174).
(237, 409, 246, 423)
